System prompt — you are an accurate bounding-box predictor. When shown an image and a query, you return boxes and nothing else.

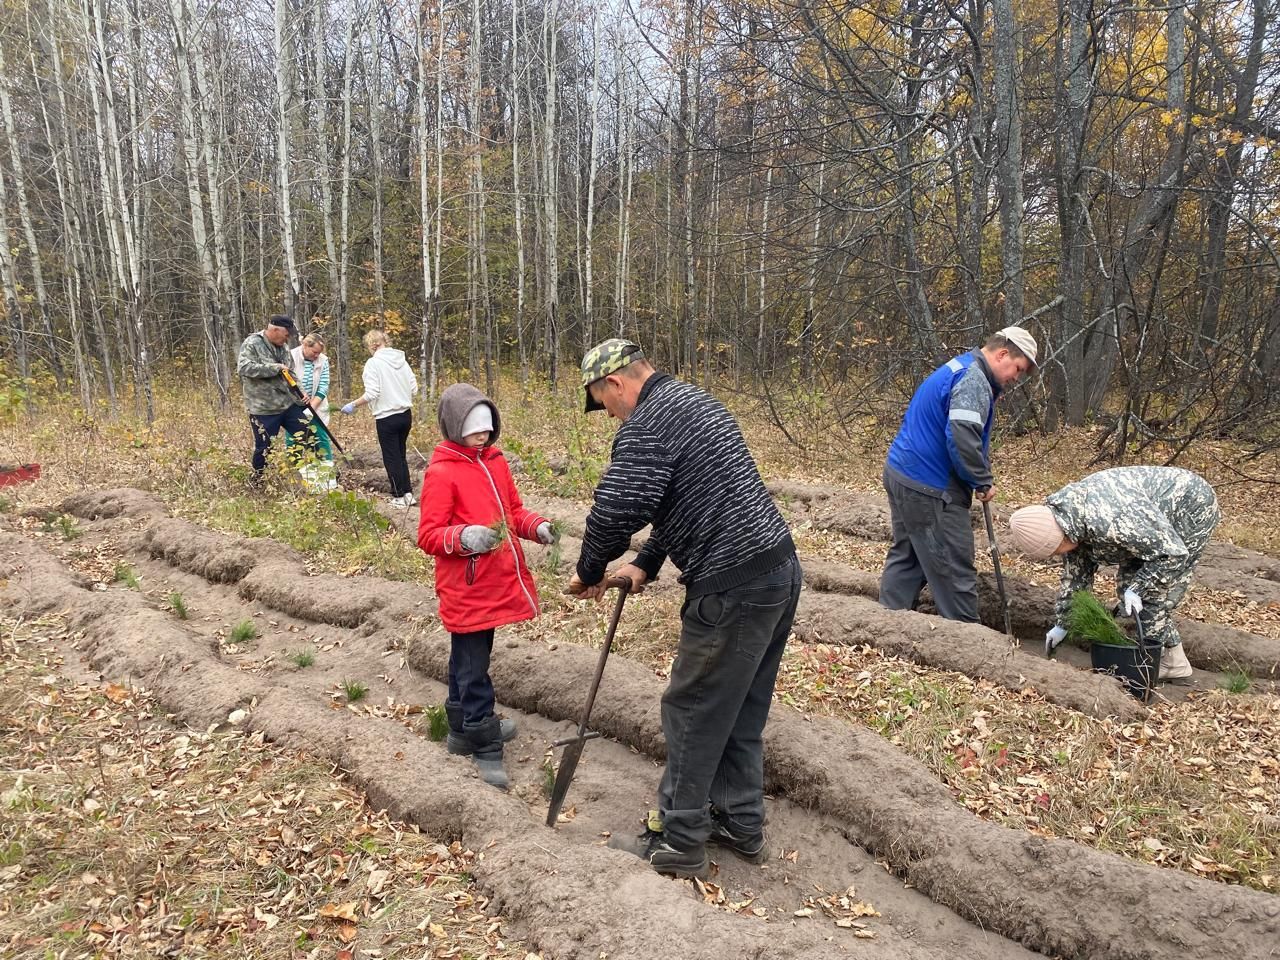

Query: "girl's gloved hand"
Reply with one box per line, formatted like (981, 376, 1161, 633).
(536, 521, 559, 545)
(461, 525, 500, 554)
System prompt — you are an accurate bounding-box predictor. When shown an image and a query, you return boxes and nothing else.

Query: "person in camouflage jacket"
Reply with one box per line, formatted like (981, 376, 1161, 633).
(1006, 466, 1219, 680)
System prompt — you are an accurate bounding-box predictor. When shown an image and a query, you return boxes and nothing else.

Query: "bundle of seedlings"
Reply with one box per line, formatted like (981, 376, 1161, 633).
(1065, 590, 1135, 648)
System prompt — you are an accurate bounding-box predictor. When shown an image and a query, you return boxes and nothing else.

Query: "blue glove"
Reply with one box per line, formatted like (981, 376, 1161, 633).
(341, 402, 356, 415)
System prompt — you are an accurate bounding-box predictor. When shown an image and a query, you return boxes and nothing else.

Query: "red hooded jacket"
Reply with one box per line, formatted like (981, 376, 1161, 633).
(417, 440, 548, 633)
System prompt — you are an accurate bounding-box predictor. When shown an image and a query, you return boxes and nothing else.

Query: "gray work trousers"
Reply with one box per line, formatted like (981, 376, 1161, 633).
(658, 554, 802, 851)
(880, 473, 978, 622)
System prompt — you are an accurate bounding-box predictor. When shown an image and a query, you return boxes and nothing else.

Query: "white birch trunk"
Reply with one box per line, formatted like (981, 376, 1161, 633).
(274, 0, 301, 315)
(582, 9, 600, 350)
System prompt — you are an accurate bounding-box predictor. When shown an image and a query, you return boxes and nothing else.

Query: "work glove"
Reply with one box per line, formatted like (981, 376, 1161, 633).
(1122, 588, 1143, 616)
(536, 521, 559, 545)
(340, 402, 356, 415)
(1045, 625, 1067, 656)
(460, 525, 500, 554)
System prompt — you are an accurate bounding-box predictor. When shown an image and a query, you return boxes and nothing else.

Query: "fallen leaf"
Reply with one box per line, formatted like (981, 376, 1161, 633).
(319, 902, 359, 922)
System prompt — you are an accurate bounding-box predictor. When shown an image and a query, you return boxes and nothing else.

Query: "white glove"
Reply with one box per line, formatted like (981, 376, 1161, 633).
(460, 525, 500, 554)
(1045, 625, 1067, 656)
(536, 521, 559, 545)
(1122, 588, 1143, 616)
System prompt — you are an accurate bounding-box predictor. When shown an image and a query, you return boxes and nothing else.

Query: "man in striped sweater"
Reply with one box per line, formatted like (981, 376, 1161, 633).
(569, 338, 801, 879)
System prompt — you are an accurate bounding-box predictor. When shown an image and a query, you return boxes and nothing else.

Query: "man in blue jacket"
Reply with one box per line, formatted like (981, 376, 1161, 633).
(880, 326, 1038, 622)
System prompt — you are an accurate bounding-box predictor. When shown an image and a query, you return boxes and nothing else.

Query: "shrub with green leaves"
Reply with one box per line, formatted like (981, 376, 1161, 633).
(1066, 590, 1134, 647)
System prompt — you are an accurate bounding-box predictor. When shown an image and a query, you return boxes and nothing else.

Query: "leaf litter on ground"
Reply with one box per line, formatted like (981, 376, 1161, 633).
(0, 614, 528, 960)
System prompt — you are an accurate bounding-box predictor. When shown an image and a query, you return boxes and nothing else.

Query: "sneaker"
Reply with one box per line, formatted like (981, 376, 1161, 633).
(708, 811, 770, 864)
(608, 824, 708, 879)
(390, 494, 410, 507)
(1158, 643, 1193, 681)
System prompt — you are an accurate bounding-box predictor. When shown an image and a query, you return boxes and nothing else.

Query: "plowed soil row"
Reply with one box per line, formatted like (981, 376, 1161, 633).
(767, 478, 1280, 607)
(758, 479, 1280, 680)
(4, 487, 1275, 960)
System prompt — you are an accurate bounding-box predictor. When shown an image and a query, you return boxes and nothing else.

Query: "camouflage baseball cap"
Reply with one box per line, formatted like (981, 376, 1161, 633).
(580, 338, 644, 412)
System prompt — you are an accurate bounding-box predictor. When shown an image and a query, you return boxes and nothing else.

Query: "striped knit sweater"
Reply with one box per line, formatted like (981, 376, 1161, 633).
(577, 373, 795, 597)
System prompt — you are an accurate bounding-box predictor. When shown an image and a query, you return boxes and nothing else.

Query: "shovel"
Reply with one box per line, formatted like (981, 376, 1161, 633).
(546, 575, 632, 828)
(982, 500, 1015, 640)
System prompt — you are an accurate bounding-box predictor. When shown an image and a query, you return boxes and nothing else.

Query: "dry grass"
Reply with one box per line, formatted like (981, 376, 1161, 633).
(0, 615, 530, 960)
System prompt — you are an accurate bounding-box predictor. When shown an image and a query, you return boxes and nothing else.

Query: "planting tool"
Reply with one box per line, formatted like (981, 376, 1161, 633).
(982, 500, 1015, 640)
(281, 367, 345, 454)
(546, 575, 632, 828)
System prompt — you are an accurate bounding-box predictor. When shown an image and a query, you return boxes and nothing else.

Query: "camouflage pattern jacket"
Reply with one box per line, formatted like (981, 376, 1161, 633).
(236, 332, 296, 415)
(1046, 466, 1219, 643)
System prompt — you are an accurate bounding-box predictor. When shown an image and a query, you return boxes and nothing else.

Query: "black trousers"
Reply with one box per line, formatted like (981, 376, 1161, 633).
(374, 409, 413, 496)
(880, 472, 978, 622)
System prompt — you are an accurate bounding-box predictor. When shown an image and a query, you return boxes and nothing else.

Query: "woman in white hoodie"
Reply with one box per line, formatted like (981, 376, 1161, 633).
(341, 330, 420, 506)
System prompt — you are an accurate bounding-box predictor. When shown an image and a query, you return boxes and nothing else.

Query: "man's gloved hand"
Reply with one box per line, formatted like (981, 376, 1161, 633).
(1045, 625, 1068, 656)
(461, 525, 500, 554)
(536, 521, 559, 545)
(1122, 588, 1143, 616)
(340, 402, 356, 415)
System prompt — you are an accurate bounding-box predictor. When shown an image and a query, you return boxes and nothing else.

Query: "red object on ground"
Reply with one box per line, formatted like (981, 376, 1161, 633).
(0, 463, 41, 488)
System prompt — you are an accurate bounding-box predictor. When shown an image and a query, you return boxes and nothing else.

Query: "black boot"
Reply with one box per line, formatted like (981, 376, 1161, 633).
(463, 715, 509, 790)
(446, 701, 517, 756)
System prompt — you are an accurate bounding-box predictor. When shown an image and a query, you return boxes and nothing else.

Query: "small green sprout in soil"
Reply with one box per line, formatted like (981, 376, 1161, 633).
(229, 619, 258, 644)
(113, 563, 140, 589)
(425, 705, 449, 742)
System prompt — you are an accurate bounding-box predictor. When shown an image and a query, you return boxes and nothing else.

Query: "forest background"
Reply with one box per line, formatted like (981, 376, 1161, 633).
(0, 0, 1279, 461)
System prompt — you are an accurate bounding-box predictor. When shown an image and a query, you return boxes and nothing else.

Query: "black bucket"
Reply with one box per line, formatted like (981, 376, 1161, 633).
(1090, 642, 1162, 702)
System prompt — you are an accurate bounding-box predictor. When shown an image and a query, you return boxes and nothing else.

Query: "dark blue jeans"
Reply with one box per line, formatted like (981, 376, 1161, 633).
(248, 405, 313, 476)
(658, 553, 802, 851)
(449, 628, 496, 726)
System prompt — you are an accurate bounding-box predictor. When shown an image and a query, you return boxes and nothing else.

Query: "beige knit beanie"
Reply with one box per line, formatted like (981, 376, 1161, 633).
(1007, 505, 1065, 558)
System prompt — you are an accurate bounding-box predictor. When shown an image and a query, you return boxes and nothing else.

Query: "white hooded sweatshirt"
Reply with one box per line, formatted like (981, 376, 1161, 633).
(360, 347, 419, 418)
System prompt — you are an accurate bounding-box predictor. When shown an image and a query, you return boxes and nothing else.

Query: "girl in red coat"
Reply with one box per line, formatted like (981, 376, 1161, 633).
(417, 383, 557, 789)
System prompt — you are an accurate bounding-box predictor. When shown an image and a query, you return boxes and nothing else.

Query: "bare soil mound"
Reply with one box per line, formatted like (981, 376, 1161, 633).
(794, 591, 1141, 720)
(60, 486, 167, 520)
(9, 489, 1276, 960)
(0, 513, 1040, 960)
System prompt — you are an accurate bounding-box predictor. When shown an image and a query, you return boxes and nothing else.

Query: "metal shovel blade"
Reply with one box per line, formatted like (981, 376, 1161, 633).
(545, 737, 587, 827)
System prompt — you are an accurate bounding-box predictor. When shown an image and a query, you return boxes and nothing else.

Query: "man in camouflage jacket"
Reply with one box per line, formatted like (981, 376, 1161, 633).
(236, 314, 312, 481)
(1007, 466, 1220, 680)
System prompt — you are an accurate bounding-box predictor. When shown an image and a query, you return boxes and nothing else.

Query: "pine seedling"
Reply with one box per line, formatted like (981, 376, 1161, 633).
(57, 515, 81, 541)
(168, 592, 189, 620)
(425, 705, 449, 742)
(541, 756, 556, 799)
(342, 679, 368, 703)
(487, 517, 510, 546)
(113, 563, 140, 589)
(229, 619, 259, 644)
(1223, 669, 1251, 694)
(1066, 591, 1134, 647)
(288, 649, 315, 668)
